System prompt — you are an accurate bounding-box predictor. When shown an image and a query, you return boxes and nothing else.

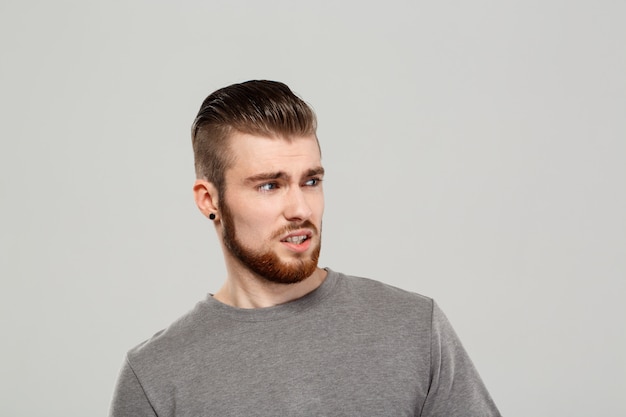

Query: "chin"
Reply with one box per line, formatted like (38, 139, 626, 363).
(239, 244, 321, 285)
(258, 256, 319, 285)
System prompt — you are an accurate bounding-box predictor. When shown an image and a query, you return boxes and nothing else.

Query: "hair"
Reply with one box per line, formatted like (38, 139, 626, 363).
(191, 80, 318, 195)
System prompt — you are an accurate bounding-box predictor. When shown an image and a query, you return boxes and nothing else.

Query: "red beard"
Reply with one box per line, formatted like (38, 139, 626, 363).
(220, 199, 321, 284)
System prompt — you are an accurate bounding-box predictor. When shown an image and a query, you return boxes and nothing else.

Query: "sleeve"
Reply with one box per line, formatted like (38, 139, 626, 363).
(420, 302, 502, 417)
(109, 356, 158, 417)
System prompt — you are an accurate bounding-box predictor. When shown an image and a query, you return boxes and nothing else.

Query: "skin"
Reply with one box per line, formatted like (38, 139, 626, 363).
(193, 132, 327, 308)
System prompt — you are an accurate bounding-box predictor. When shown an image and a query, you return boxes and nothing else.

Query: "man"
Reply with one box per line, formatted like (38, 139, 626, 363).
(109, 80, 501, 416)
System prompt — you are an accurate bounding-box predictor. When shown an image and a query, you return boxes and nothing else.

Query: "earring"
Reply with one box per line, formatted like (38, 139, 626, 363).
(209, 213, 216, 220)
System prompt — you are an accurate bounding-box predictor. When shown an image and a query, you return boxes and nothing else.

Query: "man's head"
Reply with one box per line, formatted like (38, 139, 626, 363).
(192, 81, 323, 285)
(191, 80, 318, 196)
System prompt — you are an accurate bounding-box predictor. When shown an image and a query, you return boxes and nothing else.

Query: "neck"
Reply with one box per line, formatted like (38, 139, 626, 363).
(214, 266, 327, 309)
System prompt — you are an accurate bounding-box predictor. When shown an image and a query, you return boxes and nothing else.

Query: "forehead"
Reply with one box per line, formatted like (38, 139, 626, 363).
(226, 132, 322, 176)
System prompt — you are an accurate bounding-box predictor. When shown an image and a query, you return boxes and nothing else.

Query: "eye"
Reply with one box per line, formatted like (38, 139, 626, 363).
(258, 182, 278, 192)
(304, 177, 322, 187)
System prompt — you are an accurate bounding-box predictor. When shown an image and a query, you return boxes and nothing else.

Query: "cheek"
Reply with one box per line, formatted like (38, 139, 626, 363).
(311, 195, 325, 218)
(233, 202, 279, 234)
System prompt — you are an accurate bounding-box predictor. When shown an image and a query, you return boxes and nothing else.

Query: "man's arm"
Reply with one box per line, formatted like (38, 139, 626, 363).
(420, 302, 501, 417)
(109, 357, 157, 417)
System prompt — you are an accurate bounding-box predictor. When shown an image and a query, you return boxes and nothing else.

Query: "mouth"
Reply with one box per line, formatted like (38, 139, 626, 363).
(281, 234, 310, 245)
(279, 230, 313, 251)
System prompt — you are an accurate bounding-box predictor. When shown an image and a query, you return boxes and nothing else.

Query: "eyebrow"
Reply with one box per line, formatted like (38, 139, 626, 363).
(244, 166, 325, 184)
(306, 166, 325, 177)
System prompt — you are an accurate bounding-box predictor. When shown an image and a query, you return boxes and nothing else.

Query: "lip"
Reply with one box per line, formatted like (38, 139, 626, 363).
(280, 229, 313, 240)
(279, 229, 313, 253)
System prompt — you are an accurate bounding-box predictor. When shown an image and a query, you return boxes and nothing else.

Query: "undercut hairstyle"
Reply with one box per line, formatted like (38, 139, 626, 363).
(191, 80, 318, 195)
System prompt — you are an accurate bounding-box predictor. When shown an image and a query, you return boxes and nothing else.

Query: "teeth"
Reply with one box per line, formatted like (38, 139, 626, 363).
(284, 235, 307, 244)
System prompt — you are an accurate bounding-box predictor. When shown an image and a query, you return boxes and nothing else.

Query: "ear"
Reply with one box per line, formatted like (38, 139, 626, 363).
(193, 179, 220, 220)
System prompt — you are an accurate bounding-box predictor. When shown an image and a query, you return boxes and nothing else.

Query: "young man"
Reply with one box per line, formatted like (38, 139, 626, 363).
(109, 80, 501, 416)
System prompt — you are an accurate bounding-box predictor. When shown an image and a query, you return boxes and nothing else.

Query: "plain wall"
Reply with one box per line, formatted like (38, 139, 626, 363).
(1, 1, 624, 416)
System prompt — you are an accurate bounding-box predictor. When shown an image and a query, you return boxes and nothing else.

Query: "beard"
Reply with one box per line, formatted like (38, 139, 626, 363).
(220, 199, 321, 285)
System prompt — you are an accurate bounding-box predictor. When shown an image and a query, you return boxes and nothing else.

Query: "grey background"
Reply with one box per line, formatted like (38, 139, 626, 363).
(1, 1, 624, 416)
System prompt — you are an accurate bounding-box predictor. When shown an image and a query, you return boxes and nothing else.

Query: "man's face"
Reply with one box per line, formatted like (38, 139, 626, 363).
(219, 132, 324, 284)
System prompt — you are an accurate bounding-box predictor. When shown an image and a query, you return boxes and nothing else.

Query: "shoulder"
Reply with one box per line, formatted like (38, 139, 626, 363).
(125, 297, 214, 375)
(329, 270, 435, 323)
(335, 270, 432, 304)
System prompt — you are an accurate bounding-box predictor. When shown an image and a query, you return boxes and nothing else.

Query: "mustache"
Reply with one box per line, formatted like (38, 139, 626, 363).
(271, 220, 318, 239)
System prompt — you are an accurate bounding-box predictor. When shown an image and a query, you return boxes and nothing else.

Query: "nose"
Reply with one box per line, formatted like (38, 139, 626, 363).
(284, 186, 313, 221)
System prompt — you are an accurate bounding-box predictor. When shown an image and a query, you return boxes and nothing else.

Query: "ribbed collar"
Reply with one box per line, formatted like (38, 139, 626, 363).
(203, 268, 340, 322)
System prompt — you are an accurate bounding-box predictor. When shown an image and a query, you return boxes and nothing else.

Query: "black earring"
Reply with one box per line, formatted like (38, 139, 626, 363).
(209, 213, 216, 220)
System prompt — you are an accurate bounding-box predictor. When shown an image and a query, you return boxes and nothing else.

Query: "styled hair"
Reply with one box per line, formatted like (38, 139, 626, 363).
(191, 80, 318, 194)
